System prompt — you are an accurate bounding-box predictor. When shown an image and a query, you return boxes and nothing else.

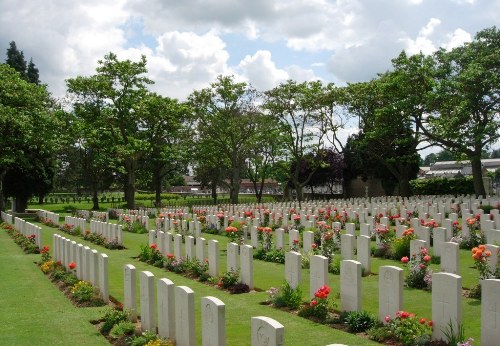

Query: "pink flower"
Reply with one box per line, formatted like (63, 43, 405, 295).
(310, 299, 318, 307)
(385, 315, 391, 323)
(401, 256, 409, 264)
(311, 243, 317, 250)
(423, 255, 431, 262)
(419, 263, 427, 270)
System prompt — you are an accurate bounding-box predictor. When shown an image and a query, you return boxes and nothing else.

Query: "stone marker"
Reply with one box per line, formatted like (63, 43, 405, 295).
(432, 272, 462, 341)
(285, 251, 302, 289)
(185, 235, 195, 259)
(227, 242, 239, 272)
(201, 296, 226, 346)
(310, 255, 328, 300)
(378, 266, 403, 322)
(124, 264, 137, 322)
(196, 237, 206, 262)
(175, 286, 195, 346)
(251, 316, 284, 346)
(208, 240, 219, 277)
(158, 278, 175, 340)
(441, 242, 460, 274)
(481, 279, 500, 346)
(340, 260, 362, 312)
(240, 245, 254, 289)
(340, 234, 355, 260)
(99, 253, 109, 303)
(356, 235, 371, 274)
(140, 271, 156, 332)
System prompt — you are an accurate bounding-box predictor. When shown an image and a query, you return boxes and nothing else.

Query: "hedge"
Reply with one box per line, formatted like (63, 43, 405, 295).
(409, 177, 474, 195)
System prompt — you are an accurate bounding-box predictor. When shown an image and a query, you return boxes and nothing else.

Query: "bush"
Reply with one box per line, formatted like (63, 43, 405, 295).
(410, 177, 474, 195)
(109, 321, 135, 337)
(71, 281, 94, 302)
(100, 308, 129, 334)
(272, 281, 303, 310)
(342, 310, 377, 333)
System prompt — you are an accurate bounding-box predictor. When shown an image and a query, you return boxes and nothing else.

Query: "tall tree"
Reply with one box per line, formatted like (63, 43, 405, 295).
(264, 80, 332, 202)
(0, 64, 60, 211)
(26, 58, 40, 85)
(423, 27, 500, 196)
(189, 75, 260, 204)
(139, 92, 191, 207)
(67, 52, 153, 209)
(5, 41, 27, 79)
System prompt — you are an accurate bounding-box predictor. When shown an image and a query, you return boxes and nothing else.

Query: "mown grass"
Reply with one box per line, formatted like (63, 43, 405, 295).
(11, 203, 485, 344)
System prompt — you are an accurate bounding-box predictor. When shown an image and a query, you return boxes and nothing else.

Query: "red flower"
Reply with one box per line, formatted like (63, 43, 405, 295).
(428, 320, 433, 327)
(385, 315, 391, 323)
(419, 264, 427, 270)
(167, 253, 174, 259)
(69, 262, 76, 270)
(401, 256, 409, 264)
(293, 239, 299, 244)
(401, 311, 410, 319)
(311, 243, 317, 250)
(310, 299, 318, 307)
(150, 244, 158, 250)
(41, 246, 50, 254)
(419, 318, 427, 324)
(423, 255, 431, 262)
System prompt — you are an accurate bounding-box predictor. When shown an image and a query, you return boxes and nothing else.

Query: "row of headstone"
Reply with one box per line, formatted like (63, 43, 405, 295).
(157, 217, 201, 237)
(124, 265, 284, 346)
(36, 210, 60, 225)
(14, 216, 42, 248)
(91, 211, 109, 222)
(90, 220, 123, 245)
(1, 211, 13, 225)
(52, 233, 109, 303)
(118, 213, 149, 228)
(64, 216, 86, 233)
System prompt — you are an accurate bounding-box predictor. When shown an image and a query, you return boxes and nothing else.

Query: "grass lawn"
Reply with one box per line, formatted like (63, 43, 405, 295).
(5, 202, 486, 345)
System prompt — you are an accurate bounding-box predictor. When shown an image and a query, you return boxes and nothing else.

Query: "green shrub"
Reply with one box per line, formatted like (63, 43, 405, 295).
(71, 281, 94, 302)
(342, 310, 378, 333)
(272, 281, 303, 310)
(99, 308, 128, 334)
(109, 320, 135, 337)
(410, 177, 474, 195)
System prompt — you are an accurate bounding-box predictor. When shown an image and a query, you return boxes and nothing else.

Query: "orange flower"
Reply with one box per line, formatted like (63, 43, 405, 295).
(484, 250, 491, 257)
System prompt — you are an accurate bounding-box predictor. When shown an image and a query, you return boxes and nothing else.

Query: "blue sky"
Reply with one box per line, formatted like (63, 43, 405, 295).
(1, 0, 499, 155)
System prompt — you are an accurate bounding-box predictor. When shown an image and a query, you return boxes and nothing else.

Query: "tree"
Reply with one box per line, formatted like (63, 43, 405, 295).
(139, 93, 191, 207)
(67, 52, 153, 209)
(264, 80, 333, 202)
(189, 75, 261, 204)
(0, 64, 60, 211)
(423, 27, 500, 196)
(5, 41, 40, 84)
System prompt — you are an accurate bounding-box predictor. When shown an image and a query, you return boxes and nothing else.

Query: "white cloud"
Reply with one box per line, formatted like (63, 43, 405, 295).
(237, 50, 288, 91)
(442, 28, 472, 50)
(419, 18, 441, 36)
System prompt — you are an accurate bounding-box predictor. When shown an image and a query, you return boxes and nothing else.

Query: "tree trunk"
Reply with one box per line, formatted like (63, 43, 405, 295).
(398, 178, 412, 197)
(230, 164, 240, 204)
(124, 158, 136, 209)
(0, 170, 6, 212)
(211, 181, 218, 204)
(38, 195, 44, 204)
(91, 185, 100, 210)
(153, 171, 162, 207)
(470, 154, 486, 197)
(15, 196, 28, 213)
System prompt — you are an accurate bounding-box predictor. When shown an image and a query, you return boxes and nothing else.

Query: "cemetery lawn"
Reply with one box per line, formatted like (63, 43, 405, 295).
(0, 229, 108, 346)
(14, 206, 484, 345)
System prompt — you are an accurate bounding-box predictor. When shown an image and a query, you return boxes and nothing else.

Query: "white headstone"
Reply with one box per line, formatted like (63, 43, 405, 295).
(481, 279, 500, 346)
(201, 296, 226, 346)
(310, 255, 328, 300)
(140, 271, 156, 332)
(432, 272, 462, 341)
(124, 264, 137, 322)
(441, 242, 460, 274)
(240, 245, 254, 290)
(208, 240, 219, 277)
(158, 278, 175, 340)
(175, 286, 195, 346)
(340, 260, 362, 312)
(285, 251, 302, 289)
(227, 242, 239, 272)
(378, 266, 403, 322)
(340, 234, 355, 260)
(99, 253, 109, 303)
(251, 316, 284, 346)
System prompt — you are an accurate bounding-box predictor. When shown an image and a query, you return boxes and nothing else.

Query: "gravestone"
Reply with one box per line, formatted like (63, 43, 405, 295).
(288, 229, 300, 251)
(432, 272, 462, 341)
(251, 316, 284, 346)
(149, 230, 156, 246)
(410, 239, 427, 258)
(360, 223, 371, 237)
(275, 228, 284, 249)
(378, 266, 403, 322)
(175, 286, 195, 346)
(157, 231, 165, 254)
(345, 223, 355, 236)
(140, 271, 156, 332)
(356, 235, 371, 274)
(158, 278, 175, 340)
(441, 242, 460, 274)
(481, 279, 500, 346)
(433, 227, 447, 257)
(201, 296, 226, 346)
(227, 242, 239, 272)
(83, 246, 91, 282)
(340, 234, 355, 260)
(196, 237, 207, 262)
(285, 251, 302, 289)
(124, 264, 137, 322)
(251, 226, 258, 248)
(99, 253, 109, 303)
(185, 236, 195, 259)
(174, 234, 183, 259)
(340, 260, 362, 312)
(485, 244, 499, 274)
(310, 255, 328, 300)
(76, 244, 84, 279)
(90, 249, 99, 286)
(303, 231, 314, 253)
(240, 245, 254, 290)
(166, 232, 173, 255)
(208, 240, 219, 277)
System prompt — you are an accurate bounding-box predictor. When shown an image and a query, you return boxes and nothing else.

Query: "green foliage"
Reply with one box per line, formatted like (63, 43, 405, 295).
(342, 310, 378, 333)
(410, 177, 475, 195)
(71, 281, 94, 302)
(109, 320, 135, 337)
(216, 270, 240, 289)
(441, 320, 466, 346)
(369, 311, 433, 346)
(135, 193, 179, 201)
(272, 281, 303, 310)
(99, 307, 128, 334)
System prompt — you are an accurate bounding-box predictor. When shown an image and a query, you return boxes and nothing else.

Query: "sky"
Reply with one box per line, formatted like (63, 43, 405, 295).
(1, 0, 499, 156)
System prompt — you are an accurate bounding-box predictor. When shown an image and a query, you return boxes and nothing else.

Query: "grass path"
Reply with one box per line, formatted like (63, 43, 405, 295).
(0, 229, 108, 346)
